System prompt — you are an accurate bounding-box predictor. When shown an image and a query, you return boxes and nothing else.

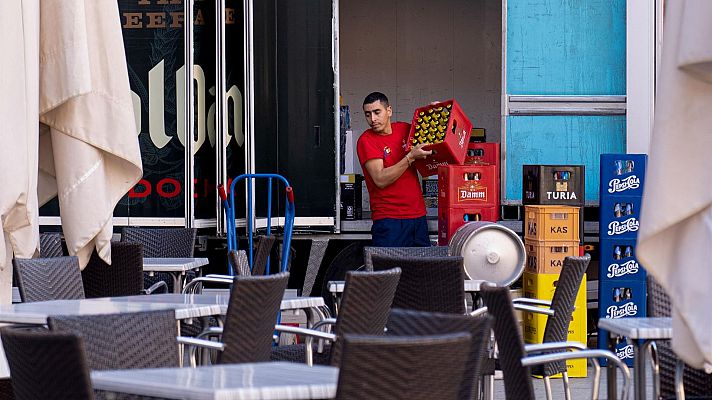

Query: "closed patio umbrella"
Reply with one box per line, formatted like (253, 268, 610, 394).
(637, 0, 712, 371)
(0, 0, 142, 304)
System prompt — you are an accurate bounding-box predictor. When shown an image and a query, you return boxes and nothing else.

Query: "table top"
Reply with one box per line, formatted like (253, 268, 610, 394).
(0, 299, 222, 324)
(328, 279, 484, 293)
(91, 362, 338, 400)
(598, 317, 673, 340)
(98, 292, 325, 313)
(143, 257, 210, 272)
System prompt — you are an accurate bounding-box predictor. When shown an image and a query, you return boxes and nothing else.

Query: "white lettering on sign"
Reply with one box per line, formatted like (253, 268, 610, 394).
(606, 260, 640, 278)
(607, 302, 638, 319)
(616, 345, 634, 359)
(607, 218, 640, 235)
(546, 191, 578, 200)
(608, 175, 641, 193)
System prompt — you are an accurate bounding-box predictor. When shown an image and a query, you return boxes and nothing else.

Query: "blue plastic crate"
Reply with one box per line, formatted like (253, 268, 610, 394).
(600, 154, 647, 197)
(598, 280, 647, 320)
(600, 195, 643, 239)
(599, 238, 647, 282)
(598, 329, 635, 367)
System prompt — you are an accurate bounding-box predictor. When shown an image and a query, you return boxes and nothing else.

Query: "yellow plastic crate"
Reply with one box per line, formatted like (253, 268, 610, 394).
(521, 272, 588, 378)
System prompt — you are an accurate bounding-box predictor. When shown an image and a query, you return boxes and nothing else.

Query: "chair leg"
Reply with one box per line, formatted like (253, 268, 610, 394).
(483, 375, 494, 400)
(562, 371, 572, 400)
(544, 376, 554, 400)
(675, 359, 685, 400)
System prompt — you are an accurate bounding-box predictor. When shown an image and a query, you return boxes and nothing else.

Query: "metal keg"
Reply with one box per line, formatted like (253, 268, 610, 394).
(448, 221, 525, 286)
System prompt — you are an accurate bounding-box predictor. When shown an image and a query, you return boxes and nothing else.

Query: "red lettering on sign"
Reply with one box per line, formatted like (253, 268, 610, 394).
(129, 179, 152, 198)
(156, 178, 181, 198)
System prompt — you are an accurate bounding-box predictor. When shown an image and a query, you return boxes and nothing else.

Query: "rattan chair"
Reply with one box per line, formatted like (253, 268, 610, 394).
(39, 233, 64, 257)
(121, 227, 197, 293)
(48, 309, 179, 370)
(335, 333, 472, 400)
(250, 235, 277, 276)
(228, 250, 250, 277)
(511, 255, 590, 399)
(480, 285, 631, 400)
(386, 308, 493, 400)
(363, 246, 449, 271)
(81, 242, 144, 298)
(271, 268, 401, 366)
(178, 272, 290, 366)
(371, 254, 466, 314)
(1, 326, 94, 400)
(13, 256, 85, 302)
(648, 276, 712, 399)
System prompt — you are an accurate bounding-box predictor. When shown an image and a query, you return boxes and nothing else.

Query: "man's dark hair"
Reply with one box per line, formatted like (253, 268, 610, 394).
(363, 92, 389, 107)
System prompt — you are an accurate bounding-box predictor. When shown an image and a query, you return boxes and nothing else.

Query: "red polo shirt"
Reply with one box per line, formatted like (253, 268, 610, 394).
(357, 122, 426, 221)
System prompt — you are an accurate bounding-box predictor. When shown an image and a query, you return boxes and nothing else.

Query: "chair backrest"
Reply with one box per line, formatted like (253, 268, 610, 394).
(480, 285, 535, 400)
(48, 310, 179, 370)
(648, 275, 712, 397)
(540, 254, 590, 376)
(39, 233, 64, 258)
(121, 227, 196, 257)
(371, 254, 466, 314)
(336, 333, 472, 400)
(1, 326, 94, 400)
(81, 242, 143, 298)
(13, 256, 85, 302)
(364, 246, 449, 271)
(250, 235, 277, 276)
(218, 272, 290, 364)
(330, 268, 401, 366)
(386, 308, 493, 400)
(228, 250, 251, 277)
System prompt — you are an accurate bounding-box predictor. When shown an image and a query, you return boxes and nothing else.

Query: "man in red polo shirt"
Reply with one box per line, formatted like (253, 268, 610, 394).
(357, 92, 432, 247)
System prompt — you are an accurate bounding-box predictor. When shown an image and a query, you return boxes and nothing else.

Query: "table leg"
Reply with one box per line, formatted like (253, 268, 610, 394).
(172, 273, 182, 294)
(607, 330, 618, 400)
(632, 339, 650, 400)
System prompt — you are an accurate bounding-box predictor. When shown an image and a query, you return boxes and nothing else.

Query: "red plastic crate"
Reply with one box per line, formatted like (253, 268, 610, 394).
(464, 142, 500, 166)
(438, 206, 499, 246)
(407, 99, 473, 177)
(438, 165, 499, 208)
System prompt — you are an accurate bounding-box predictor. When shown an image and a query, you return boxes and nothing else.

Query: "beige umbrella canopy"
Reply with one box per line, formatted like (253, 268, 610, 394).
(637, 0, 712, 371)
(0, 0, 142, 304)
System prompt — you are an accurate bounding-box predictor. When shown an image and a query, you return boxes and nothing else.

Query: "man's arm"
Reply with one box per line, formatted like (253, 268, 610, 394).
(364, 143, 432, 189)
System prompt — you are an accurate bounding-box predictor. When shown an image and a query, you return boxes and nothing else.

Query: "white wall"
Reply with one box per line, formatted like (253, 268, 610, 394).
(340, 0, 502, 173)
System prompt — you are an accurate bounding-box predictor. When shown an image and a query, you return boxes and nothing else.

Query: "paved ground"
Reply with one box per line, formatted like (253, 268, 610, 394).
(491, 365, 653, 399)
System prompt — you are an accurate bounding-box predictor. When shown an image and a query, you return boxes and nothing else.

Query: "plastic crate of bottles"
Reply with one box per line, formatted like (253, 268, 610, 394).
(600, 154, 647, 197)
(438, 164, 499, 209)
(599, 238, 647, 282)
(437, 206, 499, 246)
(522, 165, 585, 206)
(525, 239, 580, 274)
(465, 142, 500, 165)
(599, 195, 643, 239)
(407, 99, 473, 177)
(598, 279, 647, 320)
(524, 205, 580, 242)
(597, 329, 635, 367)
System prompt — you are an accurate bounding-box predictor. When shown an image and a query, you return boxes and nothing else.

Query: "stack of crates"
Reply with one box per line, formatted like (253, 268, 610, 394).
(521, 165, 587, 377)
(597, 154, 648, 367)
(437, 162, 499, 245)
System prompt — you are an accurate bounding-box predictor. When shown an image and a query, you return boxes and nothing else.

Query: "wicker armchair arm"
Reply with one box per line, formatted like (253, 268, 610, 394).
(181, 277, 233, 294)
(143, 281, 169, 295)
(176, 336, 225, 367)
(512, 297, 552, 307)
(196, 326, 224, 341)
(522, 349, 631, 400)
(274, 324, 336, 366)
(513, 303, 555, 316)
(524, 341, 588, 353)
(311, 318, 337, 331)
(205, 274, 234, 279)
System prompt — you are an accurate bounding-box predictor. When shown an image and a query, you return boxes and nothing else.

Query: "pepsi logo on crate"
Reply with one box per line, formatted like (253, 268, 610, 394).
(407, 99, 473, 177)
(438, 165, 499, 208)
(597, 329, 635, 367)
(598, 280, 647, 320)
(600, 195, 643, 238)
(600, 154, 647, 197)
(522, 165, 585, 206)
(599, 238, 647, 281)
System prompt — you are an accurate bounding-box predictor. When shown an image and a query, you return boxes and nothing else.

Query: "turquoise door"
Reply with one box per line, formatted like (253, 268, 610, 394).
(504, 0, 627, 204)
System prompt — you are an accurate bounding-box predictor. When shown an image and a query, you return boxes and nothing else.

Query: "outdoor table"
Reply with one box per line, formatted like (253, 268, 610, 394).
(599, 317, 673, 400)
(143, 257, 209, 294)
(327, 279, 485, 314)
(91, 361, 338, 400)
(100, 292, 329, 327)
(0, 299, 223, 325)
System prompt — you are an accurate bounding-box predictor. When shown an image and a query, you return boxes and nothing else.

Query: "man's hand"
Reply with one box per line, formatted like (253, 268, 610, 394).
(408, 143, 432, 161)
